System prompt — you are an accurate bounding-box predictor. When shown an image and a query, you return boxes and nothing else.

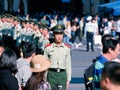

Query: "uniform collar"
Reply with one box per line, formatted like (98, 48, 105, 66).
(52, 43, 64, 48)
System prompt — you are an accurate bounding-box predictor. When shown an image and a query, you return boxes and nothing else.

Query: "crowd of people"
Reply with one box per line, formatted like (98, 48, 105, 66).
(0, 10, 120, 90)
(0, 11, 72, 90)
(0, 11, 120, 52)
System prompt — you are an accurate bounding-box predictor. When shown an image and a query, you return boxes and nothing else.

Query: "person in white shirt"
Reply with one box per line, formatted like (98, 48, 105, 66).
(84, 16, 98, 52)
(64, 20, 73, 45)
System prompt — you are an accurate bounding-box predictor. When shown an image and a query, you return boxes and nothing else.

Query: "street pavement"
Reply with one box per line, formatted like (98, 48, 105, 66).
(68, 38, 102, 90)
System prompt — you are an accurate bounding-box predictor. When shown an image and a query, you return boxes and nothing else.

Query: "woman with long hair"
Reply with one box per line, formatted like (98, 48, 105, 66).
(0, 49, 19, 90)
(25, 55, 51, 90)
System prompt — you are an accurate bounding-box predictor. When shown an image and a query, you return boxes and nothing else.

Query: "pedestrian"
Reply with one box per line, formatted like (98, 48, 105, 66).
(0, 49, 19, 90)
(101, 34, 120, 63)
(15, 42, 36, 89)
(93, 39, 120, 89)
(44, 24, 72, 90)
(84, 16, 94, 51)
(98, 34, 115, 50)
(71, 17, 82, 48)
(25, 55, 51, 90)
(79, 17, 84, 38)
(84, 16, 98, 52)
(64, 20, 73, 46)
(39, 25, 50, 55)
(100, 62, 120, 90)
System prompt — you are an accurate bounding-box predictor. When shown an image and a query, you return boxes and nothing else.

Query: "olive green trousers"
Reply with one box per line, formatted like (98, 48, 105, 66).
(47, 70, 67, 90)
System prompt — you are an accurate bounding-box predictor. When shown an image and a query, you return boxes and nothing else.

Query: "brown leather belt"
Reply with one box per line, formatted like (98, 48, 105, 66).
(49, 68, 65, 72)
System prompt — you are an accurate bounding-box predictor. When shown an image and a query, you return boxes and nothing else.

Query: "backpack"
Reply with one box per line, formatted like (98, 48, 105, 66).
(84, 56, 99, 90)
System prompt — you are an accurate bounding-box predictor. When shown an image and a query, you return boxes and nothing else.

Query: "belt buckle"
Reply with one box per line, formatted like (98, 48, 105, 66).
(57, 68, 60, 72)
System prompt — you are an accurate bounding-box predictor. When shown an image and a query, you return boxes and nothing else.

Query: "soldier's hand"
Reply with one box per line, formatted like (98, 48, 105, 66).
(66, 80, 70, 90)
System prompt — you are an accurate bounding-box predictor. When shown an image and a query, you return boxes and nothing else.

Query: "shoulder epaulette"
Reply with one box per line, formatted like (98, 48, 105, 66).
(45, 44, 52, 48)
(64, 44, 71, 48)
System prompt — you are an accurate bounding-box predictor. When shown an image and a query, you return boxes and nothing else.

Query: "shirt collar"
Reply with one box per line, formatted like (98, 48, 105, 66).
(99, 55, 109, 64)
(52, 43, 64, 48)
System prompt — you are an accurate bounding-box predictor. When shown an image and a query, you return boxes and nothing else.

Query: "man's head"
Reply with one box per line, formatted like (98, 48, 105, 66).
(21, 42, 36, 58)
(101, 34, 114, 44)
(102, 39, 120, 60)
(0, 49, 17, 74)
(52, 24, 65, 44)
(41, 24, 49, 36)
(101, 62, 120, 90)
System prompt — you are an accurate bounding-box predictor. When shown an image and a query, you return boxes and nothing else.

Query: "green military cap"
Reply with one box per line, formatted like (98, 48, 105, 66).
(23, 20, 29, 24)
(18, 17, 24, 21)
(0, 15, 4, 18)
(5, 14, 13, 18)
(14, 16, 20, 21)
(29, 18, 34, 23)
(0, 15, 2, 18)
(28, 18, 37, 25)
(51, 24, 65, 33)
(2, 14, 7, 18)
(33, 21, 41, 29)
(34, 21, 39, 26)
(32, 18, 38, 22)
(15, 18, 20, 22)
(0, 14, 4, 18)
(40, 24, 49, 31)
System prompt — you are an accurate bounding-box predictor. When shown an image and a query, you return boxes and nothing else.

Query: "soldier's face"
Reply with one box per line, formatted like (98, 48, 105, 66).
(54, 33, 63, 43)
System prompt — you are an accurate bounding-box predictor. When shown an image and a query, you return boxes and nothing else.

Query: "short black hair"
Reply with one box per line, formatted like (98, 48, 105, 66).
(102, 62, 120, 85)
(101, 34, 114, 44)
(0, 49, 17, 74)
(22, 42, 36, 58)
(102, 39, 120, 53)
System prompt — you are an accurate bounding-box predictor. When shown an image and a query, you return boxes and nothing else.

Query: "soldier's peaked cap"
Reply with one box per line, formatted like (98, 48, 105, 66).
(51, 24, 65, 33)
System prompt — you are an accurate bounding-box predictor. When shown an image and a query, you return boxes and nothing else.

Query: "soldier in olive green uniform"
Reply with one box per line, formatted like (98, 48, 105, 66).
(44, 24, 72, 90)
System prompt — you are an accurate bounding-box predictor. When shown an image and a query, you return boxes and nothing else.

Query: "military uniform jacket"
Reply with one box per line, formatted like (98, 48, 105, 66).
(44, 43, 71, 81)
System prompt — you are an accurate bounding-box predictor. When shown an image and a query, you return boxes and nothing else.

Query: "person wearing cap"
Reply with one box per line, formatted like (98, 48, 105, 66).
(15, 42, 36, 89)
(38, 24, 50, 55)
(44, 24, 72, 90)
(25, 55, 51, 90)
(32, 23, 43, 54)
(84, 16, 98, 52)
(13, 17, 22, 46)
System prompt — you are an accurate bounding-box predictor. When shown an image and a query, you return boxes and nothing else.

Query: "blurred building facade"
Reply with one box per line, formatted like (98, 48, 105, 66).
(0, 0, 117, 15)
(82, 0, 116, 15)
